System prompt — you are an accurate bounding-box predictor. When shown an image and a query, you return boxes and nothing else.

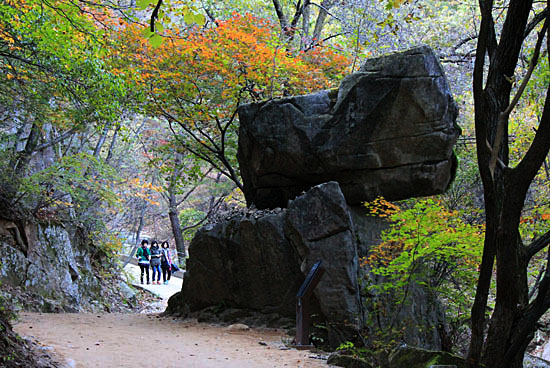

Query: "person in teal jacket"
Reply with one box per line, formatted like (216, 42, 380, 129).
(136, 239, 151, 284)
(149, 240, 162, 285)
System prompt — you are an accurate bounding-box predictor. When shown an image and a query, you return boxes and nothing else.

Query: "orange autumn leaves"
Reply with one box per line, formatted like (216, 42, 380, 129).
(113, 13, 350, 110)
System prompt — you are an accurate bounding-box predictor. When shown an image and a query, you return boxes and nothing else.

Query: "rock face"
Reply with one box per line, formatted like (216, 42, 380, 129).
(238, 46, 459, 209)
(178, 182, 442, 347)
(181, 212, 303, 317)
(284, 183, 363, 341)
(182, 182, 363, 344)
(0, 219, 111, 312)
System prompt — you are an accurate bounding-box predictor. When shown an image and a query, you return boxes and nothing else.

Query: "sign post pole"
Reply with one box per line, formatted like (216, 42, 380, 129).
(294, 260, 325, 349)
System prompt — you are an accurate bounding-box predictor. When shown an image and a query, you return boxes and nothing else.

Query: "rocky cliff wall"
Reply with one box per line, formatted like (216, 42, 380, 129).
(0, 218, 128, 312)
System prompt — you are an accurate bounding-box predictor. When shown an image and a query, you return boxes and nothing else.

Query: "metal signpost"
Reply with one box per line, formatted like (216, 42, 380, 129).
(294, 260, 325, 349)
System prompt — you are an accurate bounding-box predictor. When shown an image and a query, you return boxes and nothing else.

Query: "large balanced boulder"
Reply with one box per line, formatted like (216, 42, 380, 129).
(238, 46, 459, 209)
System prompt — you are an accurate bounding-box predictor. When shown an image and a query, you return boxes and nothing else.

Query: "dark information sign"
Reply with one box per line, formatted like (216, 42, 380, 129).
(295, 260, 325, 347)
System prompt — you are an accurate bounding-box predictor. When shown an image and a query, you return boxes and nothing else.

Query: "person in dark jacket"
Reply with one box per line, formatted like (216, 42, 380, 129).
(149, 240, 162, 285)
(160, 241, 173, 285)
(135, 239, 150, 284)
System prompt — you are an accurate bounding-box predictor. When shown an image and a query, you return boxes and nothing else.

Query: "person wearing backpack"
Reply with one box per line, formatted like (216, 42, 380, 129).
(160, 241, 173, 285)
(149, 240, 162, 285)
(136, 239, 151, 285)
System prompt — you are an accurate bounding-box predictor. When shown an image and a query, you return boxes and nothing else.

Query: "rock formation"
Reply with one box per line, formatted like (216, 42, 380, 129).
(238, 46, 459, 209)
(173, 46, 459, 349)
(180, 211, 303, 317)
(176, 182, 443, 347)
(0, 218, 131, 312)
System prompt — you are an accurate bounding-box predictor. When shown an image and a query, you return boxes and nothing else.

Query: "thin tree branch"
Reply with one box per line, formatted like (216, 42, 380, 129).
(150, 0, 163, 32)
(33, 127, 79, 152)
(525, 7, 548, 38)
(487, 5, 548, 179)
(527, 229, 550, 260)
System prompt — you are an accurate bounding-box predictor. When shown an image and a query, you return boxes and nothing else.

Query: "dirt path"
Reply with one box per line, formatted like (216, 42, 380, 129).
(123, 263, 183, 300)
(14, 313, 329, 368)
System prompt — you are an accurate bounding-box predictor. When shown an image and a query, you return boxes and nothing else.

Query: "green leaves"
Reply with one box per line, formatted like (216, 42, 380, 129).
(135, 0, 207, 47)
(1, 0, 134, 130)
(19, 153, 120, 213)
(136, 0, 154, 10)
(363, 197, 484, 331)
(141, 27, 155, 38)
(183, 11, 205, 26)
(149, 33, 164, 48)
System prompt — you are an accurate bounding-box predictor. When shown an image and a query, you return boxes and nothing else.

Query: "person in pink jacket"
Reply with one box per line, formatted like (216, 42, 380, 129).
(160, 241, 173, 285)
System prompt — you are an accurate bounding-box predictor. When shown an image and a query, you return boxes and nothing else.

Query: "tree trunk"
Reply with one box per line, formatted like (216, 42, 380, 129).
(166, 153, 187, 265)
(105, 124, 121, 165)
(93, 122, 112, 158)
(312, 0, 333, 43)
(300, 0, 310, 49)
(481, 210, 528, 367)
(168, 200, 186, 265)
(123, 201, 147, 267)
(168, 173, 186, 265)
(466, 1, 550, 367)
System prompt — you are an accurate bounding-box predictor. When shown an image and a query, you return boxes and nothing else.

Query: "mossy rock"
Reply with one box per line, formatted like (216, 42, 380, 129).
(327, 352, 373, 368)
(389, 345, 468, 368)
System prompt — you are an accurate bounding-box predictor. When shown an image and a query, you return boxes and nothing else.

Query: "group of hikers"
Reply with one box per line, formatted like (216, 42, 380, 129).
(135, 239, 178, 285)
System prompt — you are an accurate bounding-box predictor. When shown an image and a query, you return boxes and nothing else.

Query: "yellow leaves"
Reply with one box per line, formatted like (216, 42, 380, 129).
(393, 0, 408, 7)
(363, 196, 400, 218)
(127, 178, 162, 206)
(53, 200, 74, 207)
(363, 240, 404, 267)
(117, 12, 348, 98)
(0, 33, 15, 44)
(133, 191, 160, 206)
(132, 178, 162, 192)
(145, 198, 160, 206)
(224, 187, 245, 207)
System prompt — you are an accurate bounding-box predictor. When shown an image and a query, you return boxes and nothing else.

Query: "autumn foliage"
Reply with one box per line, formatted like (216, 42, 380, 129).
(362, 197, 484, 338)
(114, 13, 350, 111)
(109, 13, 350, 185)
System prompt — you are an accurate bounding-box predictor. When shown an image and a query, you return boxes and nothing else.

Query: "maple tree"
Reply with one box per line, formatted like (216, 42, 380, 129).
(363, 197, 484, 353)
(114, 12, 350, 189)
(0, 0, 149, 259)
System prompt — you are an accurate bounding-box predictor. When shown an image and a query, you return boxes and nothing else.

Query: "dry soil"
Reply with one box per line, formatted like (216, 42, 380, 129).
(14, 312, 329, 368)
